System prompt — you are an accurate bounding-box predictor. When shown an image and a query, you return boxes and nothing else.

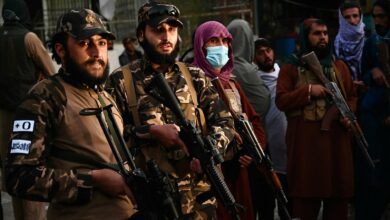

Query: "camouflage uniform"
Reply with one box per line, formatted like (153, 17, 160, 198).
(5, 70, 135, 220)
(106, 59, 236, 219)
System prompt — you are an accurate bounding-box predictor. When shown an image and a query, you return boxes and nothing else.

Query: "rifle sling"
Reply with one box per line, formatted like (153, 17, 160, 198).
(122, 64, 140, 127)
(176, 62, 207, 135)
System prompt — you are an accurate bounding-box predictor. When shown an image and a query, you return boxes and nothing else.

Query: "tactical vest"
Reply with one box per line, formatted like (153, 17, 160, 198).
(0, 24, 37, 110)
(121, 62, 206, 177)
(286, 64, 346, 121)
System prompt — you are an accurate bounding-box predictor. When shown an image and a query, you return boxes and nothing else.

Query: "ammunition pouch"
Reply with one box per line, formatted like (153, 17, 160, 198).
(286, 99, 327, 121)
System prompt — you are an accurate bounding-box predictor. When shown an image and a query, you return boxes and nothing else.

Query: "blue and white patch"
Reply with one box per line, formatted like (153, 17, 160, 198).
(13, 120, 35, 132)
(10, 139, 31, 154)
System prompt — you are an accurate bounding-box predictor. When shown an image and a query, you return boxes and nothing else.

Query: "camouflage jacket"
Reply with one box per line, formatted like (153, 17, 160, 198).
(6, 69, 133, 219)
(106, 59, 235, 215)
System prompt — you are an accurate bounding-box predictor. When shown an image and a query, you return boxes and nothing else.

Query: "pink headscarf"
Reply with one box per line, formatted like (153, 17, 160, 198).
(192, 21, 234, 84)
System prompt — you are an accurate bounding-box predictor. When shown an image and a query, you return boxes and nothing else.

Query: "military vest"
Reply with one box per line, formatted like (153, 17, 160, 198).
(286, 64, 345, 121)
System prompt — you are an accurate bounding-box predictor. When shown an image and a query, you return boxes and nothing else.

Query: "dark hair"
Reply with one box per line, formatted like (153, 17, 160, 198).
(340, 2, 362, 16)
(303, 18, 327, 38)
(372, 0, 390, 16)
(122, 37, 137, 46)
(49, 32, 68, 64)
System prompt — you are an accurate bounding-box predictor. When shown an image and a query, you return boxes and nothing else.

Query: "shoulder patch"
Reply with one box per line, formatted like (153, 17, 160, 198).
(13, 120, 35, 132)
(10, 139, 31, 154)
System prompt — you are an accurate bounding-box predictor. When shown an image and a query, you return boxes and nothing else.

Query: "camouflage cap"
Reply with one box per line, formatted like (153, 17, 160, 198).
(55, 9, 115, 40)
(138, 2, 183, 28)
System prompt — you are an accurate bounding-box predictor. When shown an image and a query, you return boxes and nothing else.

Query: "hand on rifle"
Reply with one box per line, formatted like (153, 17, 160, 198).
(371, 67, 390, 88)
(310, 84, 333, 98)
(150, 124, 189, 156)
(190, 158, 203, 173)
(238, 155, 253, 168)
(91, 169, 135, 203)
(340, 117, 352, 130)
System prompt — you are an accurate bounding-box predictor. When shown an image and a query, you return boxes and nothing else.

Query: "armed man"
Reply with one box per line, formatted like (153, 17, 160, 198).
(5, 9, 137, 220)
(106, 1, 237, 219)
(276, 18, 357, 220)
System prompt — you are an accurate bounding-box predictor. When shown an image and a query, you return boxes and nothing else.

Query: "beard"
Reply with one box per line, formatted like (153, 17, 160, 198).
(308, 43, 330, 60)
(140, 37, 179, 65)
(375, 24, 389, 36)
(64, 52, 109, 87)
(258, 59, 275, 72)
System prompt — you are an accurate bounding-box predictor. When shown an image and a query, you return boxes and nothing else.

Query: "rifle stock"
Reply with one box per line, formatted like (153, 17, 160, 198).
(301, 52, 375, 168)
(151, 72, 244, 220)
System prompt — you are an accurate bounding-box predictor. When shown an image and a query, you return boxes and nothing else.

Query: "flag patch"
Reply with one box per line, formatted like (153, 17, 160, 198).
(10, 139, 31, 154)
(13, 120, 35, 132)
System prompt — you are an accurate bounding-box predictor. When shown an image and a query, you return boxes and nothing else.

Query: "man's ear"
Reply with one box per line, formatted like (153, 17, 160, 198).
(55, 43, 65, 60)
(138, 31, 144, 43)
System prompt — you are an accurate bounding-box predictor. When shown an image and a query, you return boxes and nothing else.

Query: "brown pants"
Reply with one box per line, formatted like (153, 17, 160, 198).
(292, 197, 349, 220)
(0, 109, 46, 220)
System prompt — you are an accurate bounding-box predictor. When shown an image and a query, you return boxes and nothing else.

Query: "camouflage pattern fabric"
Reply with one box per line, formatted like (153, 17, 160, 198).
(6, 70, 134, 219)
(106, 58, 235, 219)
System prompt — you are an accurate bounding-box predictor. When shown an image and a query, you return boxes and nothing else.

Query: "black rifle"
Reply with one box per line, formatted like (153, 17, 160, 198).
(149, 72, 244, 220)
(300, 51, 375, 168)
(80, 104, 181, 220)
(211, 78, 292, 220)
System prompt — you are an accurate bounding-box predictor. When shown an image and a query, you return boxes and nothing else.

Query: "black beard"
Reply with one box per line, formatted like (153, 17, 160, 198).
(258, 61, 275, 72)
(308, 44, 330, 60)
(140, 38, 179, 65)
(64, 52, 109, 87)
(375, 24, 389, 36)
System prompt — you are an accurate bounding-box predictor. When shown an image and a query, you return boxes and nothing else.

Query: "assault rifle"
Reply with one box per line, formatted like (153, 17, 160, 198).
(212, 78, 291, 220)
(149, 72, 244, 220)
(300, 51, 375, 168)
(80, 104, 181, 220)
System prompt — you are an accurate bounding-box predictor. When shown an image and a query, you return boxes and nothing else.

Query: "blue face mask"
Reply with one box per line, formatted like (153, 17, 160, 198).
(206, 46, 229, 69)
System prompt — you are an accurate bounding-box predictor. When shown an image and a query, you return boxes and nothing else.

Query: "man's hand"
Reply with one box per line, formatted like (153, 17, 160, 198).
(372, 67, 390, 87)
(91, 169, 135, 203)
(190, 158, 202, 173)
(150, 124, 189, 156)
(340, 117, 352, 129)
(238, 155, 253, 168)
(310, 84, 333, 98)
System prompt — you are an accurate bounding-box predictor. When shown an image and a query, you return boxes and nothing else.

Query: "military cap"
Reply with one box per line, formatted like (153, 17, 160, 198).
(55, 9, 115, 40)
(137, 2, 183, 28)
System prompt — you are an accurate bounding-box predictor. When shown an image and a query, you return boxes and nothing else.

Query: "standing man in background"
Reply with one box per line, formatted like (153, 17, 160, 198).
(118, 36, 143, 66)
(0, 0, 55, 219)
(276, 18, 356, 220)
(254, 37, 290, 220)
(334, 2, 365, 84)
